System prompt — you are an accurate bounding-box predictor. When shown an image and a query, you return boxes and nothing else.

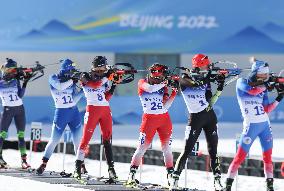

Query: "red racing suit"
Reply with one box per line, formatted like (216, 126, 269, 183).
(76, 77, 115, 167)
(131, 79, 177, 168)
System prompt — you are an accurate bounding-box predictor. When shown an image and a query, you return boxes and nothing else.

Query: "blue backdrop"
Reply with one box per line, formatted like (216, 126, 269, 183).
(1, 0, 284, 53)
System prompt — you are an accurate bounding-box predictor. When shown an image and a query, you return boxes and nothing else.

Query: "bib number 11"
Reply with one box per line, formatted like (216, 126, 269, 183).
(9, 94, 18, 102)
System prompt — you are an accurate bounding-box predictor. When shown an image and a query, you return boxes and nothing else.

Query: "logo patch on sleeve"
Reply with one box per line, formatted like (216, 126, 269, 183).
(243, 136, 252, 145)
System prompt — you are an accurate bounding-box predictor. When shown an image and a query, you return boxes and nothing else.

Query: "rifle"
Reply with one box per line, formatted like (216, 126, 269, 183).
(267, 70, 284, 92)
(164, 68, 180, 88)
(107, 63, 142, 84)
(176, 60, 242, 86)
(1, 61, 45, 82)
(71, 63, 145, 84)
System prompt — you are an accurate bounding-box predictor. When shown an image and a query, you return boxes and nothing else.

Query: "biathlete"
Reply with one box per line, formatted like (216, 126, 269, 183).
(126, 63, 178, 188)
(169, 54, 226, 191)
(36, 59, 86, 174)
(224, 59, 283, 191)
(73, 56, 121, 182)
(0, 58, 32, 169)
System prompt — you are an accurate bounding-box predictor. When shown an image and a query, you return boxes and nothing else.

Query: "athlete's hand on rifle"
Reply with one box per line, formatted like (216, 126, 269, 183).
(79, 72, 91, 84)
(264, 74, 284, 92)
(276, 84, 284, 101)
(23, 72, 33, 83)
(171, 86, 179, 92)
(106, 63, 138, 84)
(111, 73, 123, 84)
(170, 82, 179, 92)
(167, 78, 179, 90)
(265, 76, 277, 91)
(72, 77, 78, 84)
(264, 82, 274, 92)
(69, 70, 81, 84)
(215, 74, 225, 91)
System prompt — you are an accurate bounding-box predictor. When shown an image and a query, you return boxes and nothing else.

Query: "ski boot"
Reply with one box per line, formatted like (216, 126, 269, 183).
(224, 178, 234, 191)
(73, 160, 83, 180)
(266, 178, 274, 191)
(105, 166, 118, 184)
(169, 172, 180, 191)
(81, 162, 88, 174)
(21, 154, 31, 169)
(0, 155, 8, 168)
(125, 166, 139, 188)
(166, 167, 174, 186)
(36, 157, 48, 175)
(73, 160, 87, 184)
(213, 174, 223, 191)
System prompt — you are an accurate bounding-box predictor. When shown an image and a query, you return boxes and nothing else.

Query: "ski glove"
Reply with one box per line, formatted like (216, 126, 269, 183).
(276, 85, 284, 102)
(216, 74, 225, 91)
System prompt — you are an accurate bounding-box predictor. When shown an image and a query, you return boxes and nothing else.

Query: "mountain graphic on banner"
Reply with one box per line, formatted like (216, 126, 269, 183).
(261, 22, 284, 42)
(18, 29, 47, 39)
(18, 19, 85, 40)
(262, 22, 284, 33)
(199, 26, 284, 53)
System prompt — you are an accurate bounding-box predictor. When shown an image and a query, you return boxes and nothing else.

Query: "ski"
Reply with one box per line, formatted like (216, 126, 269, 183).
(83, 175, 127, 185)
(59, 170, 73, 178)
(170, 188, 202, 191)
(0, 166, 35, 173)
(124, 180, 169, 190)
(74, 176, 88, 185)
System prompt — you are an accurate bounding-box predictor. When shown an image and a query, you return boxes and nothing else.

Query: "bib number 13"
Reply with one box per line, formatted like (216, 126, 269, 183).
(254, 106, 265, 116)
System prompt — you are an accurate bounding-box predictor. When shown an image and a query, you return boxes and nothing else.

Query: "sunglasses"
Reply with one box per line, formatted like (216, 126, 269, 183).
(201, 55, 208, 61)
(92, 68, 107, 72)
(151, 69, 165, 72)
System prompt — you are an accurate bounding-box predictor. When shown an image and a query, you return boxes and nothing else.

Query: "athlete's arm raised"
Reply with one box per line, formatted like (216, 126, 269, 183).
(237, 78, 266, 96)
(262, 90, 283, 113)
(138, 79, 166, 94)
(49, 75, 73, 91)
(17, 79, 29, 98)
(163, 86, 177, 110)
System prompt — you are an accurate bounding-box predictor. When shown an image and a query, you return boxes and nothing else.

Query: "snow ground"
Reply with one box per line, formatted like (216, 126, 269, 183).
(6, 122, 284, 160)
(0, 149, 283, 191)
(1, 122, 284, 190)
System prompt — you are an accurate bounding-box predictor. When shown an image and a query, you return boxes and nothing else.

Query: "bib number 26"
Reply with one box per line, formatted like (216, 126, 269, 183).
(150, 102, 163, 110)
